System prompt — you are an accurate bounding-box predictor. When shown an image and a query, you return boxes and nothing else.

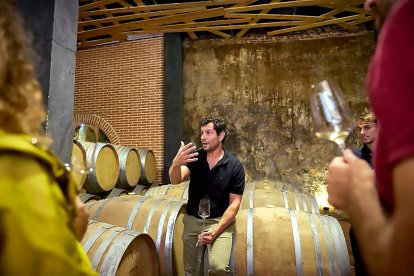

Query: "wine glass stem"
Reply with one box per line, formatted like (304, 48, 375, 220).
(202, 219, 205, 231)
(336, 141, 346, 153)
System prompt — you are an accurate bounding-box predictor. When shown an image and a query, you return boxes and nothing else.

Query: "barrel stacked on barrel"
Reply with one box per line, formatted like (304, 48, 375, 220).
(72, 150, 353, 276)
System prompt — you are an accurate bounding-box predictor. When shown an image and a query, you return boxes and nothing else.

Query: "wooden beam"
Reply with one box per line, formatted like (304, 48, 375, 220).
(235, 0, 281, 38)
(80, 0, 246, 16)
(232, 0, 259, 8)
(267, 14, 364, 36)
(79, 0, 123, 12)
(78, 7, 225, 40)
(126, 20, 306, 35)
(79, 6, 206, 28)
(77, 37, 121, 49)
(321, 4, 371, 15)
(126, 18, 250, 33)
(349, 15, 374, 25)
(132, 0, 145, 5)
(225, 0, 364, 13)
(319, 9, 358, 31)
(226, 13, 324, 21)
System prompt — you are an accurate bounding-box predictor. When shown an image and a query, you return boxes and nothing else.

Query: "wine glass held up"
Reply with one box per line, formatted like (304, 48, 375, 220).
(310, 80, 356, 152)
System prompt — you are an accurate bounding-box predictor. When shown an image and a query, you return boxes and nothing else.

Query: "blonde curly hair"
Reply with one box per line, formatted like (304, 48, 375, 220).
(0, 1, 45, 136)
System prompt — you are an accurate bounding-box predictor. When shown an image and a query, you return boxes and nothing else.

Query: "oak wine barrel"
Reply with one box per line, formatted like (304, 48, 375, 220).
(113, 145, 141, 189)
(79, 193, 101, 204)
(79, 141, 120, 194)
(241, 188, 320, 214)
(233, 207, 350, 275)
(145, 181, 190, 202)
(129, 184, 148, 196)
(246, 179, 302, 193)
(104, 188, 129, 199)
(81, 220, 159, 276)
(136, 148, 156, 186)
(86, 195, 185, 276)
(71, 140, 88, 190)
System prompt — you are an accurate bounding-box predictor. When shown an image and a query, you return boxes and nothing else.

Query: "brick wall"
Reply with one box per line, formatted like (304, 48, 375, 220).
(74, 35, 165, 184)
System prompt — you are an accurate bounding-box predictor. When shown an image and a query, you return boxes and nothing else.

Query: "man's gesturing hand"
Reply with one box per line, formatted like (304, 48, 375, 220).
(172, 141, 199, 166)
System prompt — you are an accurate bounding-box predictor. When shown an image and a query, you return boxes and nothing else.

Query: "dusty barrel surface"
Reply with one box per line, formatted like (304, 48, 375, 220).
(79, 193, 101, 204)
(113, 145, 141, 189)
(145, 182, 190, 202)
(86, 195, 185, 276)
(136, 148, 157, 186)
(233, 207, 350, 275)
(241, 188, 320, 214)
(130, 184, 148, 196)
(79, 141, 120, 193)
(103, 188, 130, 199)
(246, 179, 301, 193)
(81, 220, 159, 276)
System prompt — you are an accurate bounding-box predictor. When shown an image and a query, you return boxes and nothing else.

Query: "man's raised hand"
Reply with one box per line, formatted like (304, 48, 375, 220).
(172, 141, 199, 166)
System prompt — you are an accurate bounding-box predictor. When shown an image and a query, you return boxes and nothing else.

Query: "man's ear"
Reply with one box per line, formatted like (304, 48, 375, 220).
(219, 131, 225, 142)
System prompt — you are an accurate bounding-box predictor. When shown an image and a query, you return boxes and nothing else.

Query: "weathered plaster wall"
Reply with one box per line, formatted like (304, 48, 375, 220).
(182, 31, 375, 192)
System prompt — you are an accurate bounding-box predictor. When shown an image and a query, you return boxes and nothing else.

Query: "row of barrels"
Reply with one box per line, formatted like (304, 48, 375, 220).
(80, 179, 350, 275)
(81, 180, 318, 214)
(71, 140, 157, 193)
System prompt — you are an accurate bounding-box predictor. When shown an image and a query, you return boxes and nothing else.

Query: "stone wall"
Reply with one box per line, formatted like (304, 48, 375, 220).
(182, 31, 375, 193)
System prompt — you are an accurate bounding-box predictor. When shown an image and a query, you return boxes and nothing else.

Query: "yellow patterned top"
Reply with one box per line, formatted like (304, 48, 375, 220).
(0, 131, 97, 275)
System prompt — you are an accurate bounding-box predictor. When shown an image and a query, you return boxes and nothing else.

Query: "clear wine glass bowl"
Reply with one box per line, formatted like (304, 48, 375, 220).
(196, 198, 210, 246)
(310, 80, 356, 151)
(310, 80, 356, 152)
(198, 198, 210, 220)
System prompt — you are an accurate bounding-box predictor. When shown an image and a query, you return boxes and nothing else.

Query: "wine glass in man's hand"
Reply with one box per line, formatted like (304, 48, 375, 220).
(198, 198, 210, 221)
(310, 80, 356, 152)
(196, 198, 210, 246)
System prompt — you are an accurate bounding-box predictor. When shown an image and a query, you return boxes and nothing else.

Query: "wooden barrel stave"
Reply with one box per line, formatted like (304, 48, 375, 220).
(79, 192, 101, 203)
(113, 145, 141, 189)
(234, 207, 350, 275)
(145, 182, 190, 202)
(103, 188, 129, 199)
(241, 188, 320, 214)
(130, 184, 148, 195)
(136, 148, 157, 186)
(86, 195, 185, 276)
(81, 220, 159, 276)
(71, 140, 87, 191)
(79, 141, 120, 193)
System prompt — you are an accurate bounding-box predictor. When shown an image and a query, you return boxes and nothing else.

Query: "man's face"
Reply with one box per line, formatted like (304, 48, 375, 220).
(359, 122, 378, 145)
(200, 122, 224, 152)
(365, 0, 395, 29)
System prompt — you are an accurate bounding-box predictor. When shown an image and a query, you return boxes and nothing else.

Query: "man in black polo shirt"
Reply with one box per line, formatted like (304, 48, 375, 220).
(169, 116, 245, 276)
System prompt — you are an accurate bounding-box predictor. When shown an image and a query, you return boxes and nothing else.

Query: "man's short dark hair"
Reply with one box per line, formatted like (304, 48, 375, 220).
(200, 116, 227, 143)
(358, 112, 377, 127)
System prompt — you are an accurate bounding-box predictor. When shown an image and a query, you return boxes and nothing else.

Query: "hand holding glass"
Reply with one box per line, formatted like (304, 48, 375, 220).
(310, 80, 356, 152)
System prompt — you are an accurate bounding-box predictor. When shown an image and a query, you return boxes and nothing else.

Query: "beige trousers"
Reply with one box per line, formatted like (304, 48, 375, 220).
(182, 214, 234, 276)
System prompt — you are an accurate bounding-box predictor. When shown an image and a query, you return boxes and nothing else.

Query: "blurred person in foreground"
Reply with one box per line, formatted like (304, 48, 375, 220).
(169, 116, 245, 275)
(0, 1, 96, 275)
(326, 0, 414, 275)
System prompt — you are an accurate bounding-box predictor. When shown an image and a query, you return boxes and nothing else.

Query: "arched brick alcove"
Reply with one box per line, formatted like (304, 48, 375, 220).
(73, 113, 120, 144)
